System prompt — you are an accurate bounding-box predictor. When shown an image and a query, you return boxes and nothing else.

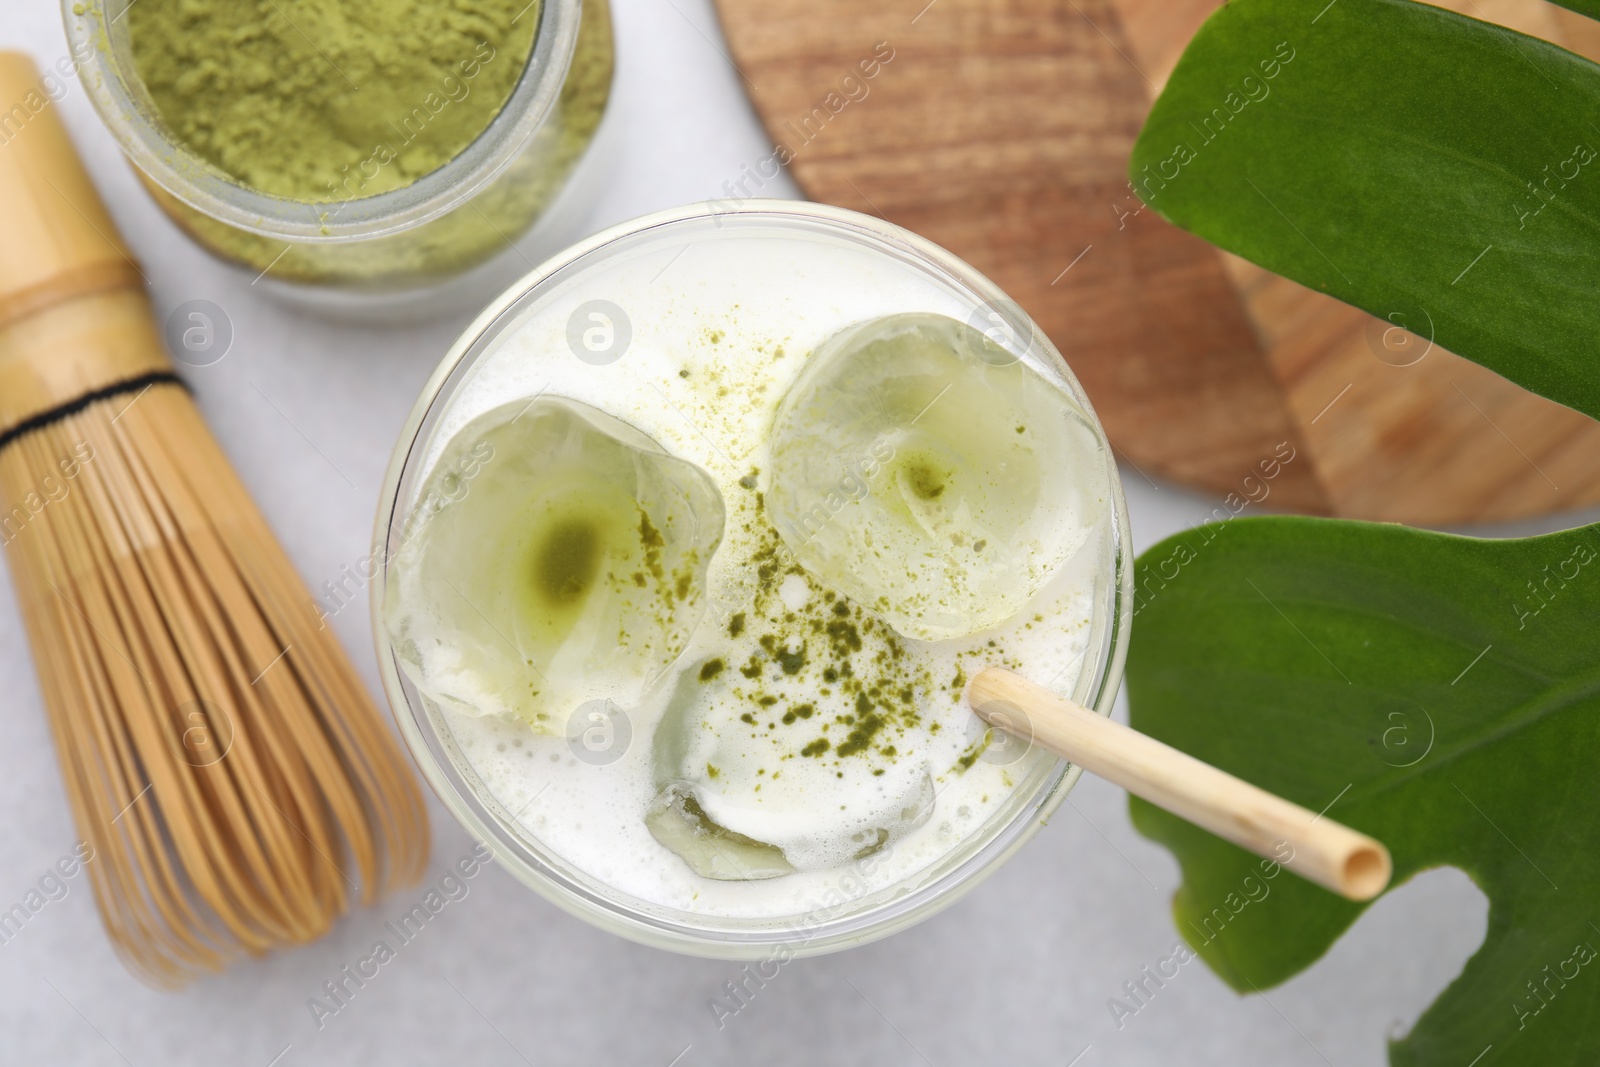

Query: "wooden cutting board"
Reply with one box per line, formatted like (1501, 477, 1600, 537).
(713, 0, 1600, 525)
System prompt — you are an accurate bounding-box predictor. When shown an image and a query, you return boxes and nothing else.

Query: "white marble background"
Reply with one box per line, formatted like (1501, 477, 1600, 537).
(2, 1, 1582, 1063)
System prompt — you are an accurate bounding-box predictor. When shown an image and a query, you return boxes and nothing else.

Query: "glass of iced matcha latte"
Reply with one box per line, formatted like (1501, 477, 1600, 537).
(374, 201, 1131, 956)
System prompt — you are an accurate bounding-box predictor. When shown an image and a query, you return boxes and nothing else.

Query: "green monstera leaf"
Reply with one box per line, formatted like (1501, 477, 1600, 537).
(1128, 518, 1600, 1064)
(1129, 0, 1600, 423)
(1124, 0, 1600, 1063)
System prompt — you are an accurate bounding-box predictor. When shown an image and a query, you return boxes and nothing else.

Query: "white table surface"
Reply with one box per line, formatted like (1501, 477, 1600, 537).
(2, 1, 1572, 1063)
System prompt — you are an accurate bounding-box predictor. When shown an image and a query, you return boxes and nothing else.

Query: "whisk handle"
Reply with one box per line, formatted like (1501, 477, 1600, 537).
(0, 52, 172, 438)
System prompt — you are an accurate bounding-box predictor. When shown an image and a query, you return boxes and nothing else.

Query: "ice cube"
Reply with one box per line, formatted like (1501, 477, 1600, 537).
(690, 757, 935, 871)
(645, 660, 796, 880)
(767, 312, 1107, 640)
(644, 783, 795, 881)
(645, 657, 936, 878)
(384, 396, 724, 731)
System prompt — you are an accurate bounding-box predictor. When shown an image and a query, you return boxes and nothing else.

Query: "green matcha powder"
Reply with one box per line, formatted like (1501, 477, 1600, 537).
(126, 0, 613, 285)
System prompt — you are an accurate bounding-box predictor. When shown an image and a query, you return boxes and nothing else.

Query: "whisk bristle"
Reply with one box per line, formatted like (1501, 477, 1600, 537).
(0, 366, 430, 987)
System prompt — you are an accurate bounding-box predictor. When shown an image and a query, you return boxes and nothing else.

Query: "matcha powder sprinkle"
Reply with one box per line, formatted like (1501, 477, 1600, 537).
(129, 0, 540, 202)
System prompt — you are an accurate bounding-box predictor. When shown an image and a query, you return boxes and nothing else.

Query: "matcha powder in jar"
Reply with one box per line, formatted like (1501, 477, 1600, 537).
(70, 0, 614, 295)
(129, 0, 539, 202)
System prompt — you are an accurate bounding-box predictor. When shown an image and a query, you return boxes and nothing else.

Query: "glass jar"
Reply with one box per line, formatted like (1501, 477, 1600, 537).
(63, 0, 613, 317)
(372, 201, 1133, 957)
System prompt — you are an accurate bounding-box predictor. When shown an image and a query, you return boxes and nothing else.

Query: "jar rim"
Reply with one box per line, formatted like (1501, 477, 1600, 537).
(61, 0, 583, 242)
(370, 200, 1135, 958)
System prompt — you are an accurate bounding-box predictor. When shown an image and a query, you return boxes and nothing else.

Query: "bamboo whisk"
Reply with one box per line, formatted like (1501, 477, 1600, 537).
(0, 53, 429, 985)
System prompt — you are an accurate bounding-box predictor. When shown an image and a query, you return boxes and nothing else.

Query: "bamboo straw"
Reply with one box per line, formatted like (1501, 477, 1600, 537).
(0, 52, 429, 985)
(967, 667, 1391, 900)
